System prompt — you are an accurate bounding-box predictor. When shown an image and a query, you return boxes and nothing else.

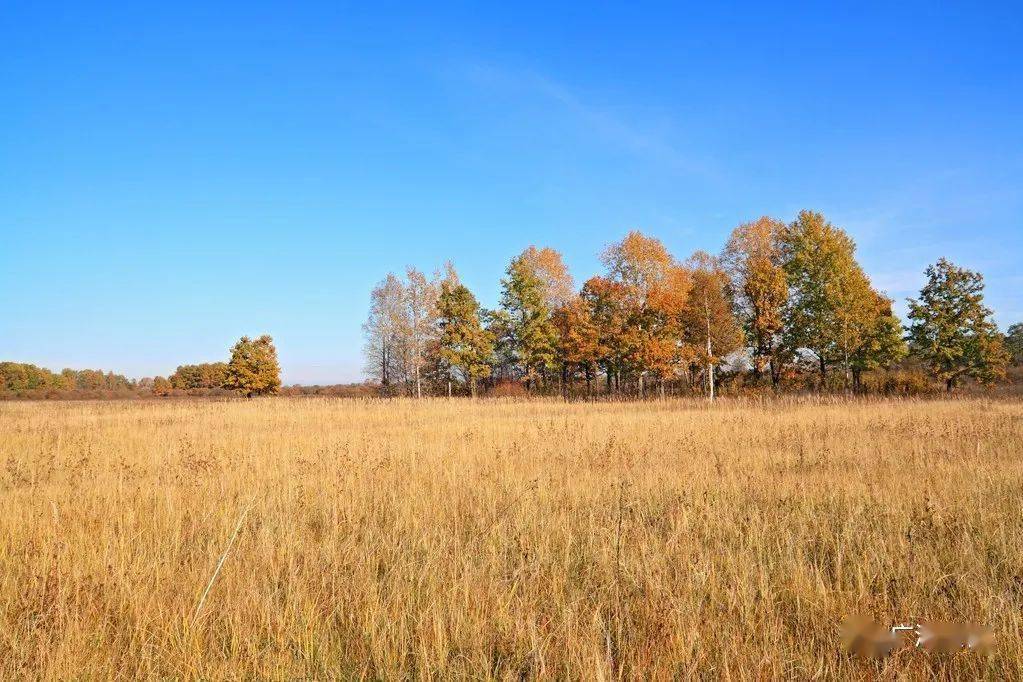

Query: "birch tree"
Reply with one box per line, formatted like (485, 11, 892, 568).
(363, 273, 406, 391)
(403, 267, 440, 398)
(683, 252, 743, 400)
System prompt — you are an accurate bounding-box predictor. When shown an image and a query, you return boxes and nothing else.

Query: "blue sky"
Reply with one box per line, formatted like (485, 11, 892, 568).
(2, 2, 1020, 384)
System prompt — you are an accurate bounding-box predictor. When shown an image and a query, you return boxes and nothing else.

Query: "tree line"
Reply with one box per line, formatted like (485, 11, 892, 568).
(0, 363, 137, 398)
(364, 210, 1020, 398)
(1, 335, 282, 399)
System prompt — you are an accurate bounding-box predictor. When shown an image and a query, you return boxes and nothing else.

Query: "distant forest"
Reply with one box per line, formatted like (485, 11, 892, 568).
(4, 211, 1022, 400)
(2, 336, 301, 400)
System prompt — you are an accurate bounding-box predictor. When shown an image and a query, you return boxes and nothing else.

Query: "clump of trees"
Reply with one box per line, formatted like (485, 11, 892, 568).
(156, 335, 281, 397)
(364, 210, 1013, 397)
(169, 362, 230, 391)
(2, 335, 282, 400)
(0, 363, 137, 398)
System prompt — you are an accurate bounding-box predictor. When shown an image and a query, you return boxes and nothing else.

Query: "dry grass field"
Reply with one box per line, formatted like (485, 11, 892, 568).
(1, 397, 1022, 679)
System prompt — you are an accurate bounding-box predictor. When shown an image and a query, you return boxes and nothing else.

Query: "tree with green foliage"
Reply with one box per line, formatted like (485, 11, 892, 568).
(781, 210, 894, 388)
(1006, 323, 1023, 366)
(500, 253, 559, 391)
(907, 259, 1008, 391)
(227, 335, 281, 397)
(0, 362, 136, 396)
(436, 273, 494, 397)
(849, 291, 906, 389)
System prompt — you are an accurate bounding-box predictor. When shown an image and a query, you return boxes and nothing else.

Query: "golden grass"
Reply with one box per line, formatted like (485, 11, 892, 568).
(1, 396, 1021, 679)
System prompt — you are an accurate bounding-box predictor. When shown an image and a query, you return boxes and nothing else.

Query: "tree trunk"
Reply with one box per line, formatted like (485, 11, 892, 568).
(415, 365, 422, 399)
(946, 376, 955, 393)
(470, 377, 477, 398)
(705, 295, 715, 401)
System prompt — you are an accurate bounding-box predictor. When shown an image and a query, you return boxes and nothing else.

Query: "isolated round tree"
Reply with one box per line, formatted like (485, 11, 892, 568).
(227, 335, 281, 397)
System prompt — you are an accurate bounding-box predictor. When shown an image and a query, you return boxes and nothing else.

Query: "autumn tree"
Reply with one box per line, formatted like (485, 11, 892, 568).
(682, 252, 743, 399)
(552, 295, 601, 397)
(907, 259, 1008, 391)
(602, 231, 675, 298)
(500, 252, 559, 390)
(436, 269, 494, 397)
(519, 246, 575, 309)
(152, 376, 172, 396)
(227, 335, 281, 397)
(599, 231, 687, 395)
(0, 362, 60, 392)
(642, 264, 691, 395)
(170, 362, 230, 390)
(580, 276, 633, 393)
(722, 217, 789, 386)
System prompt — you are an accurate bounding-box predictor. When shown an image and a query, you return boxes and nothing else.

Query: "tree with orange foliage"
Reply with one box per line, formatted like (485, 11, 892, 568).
(683, 252, 744, 399)
(552, 295, 600, 397)
(722, 217, 789, 387)
(601, 231, 675, 302)
(599, 231, 689, 395)
(643, 264, 691, 394)
(580, 276, 634, 394)
(519, 246, 574, 310)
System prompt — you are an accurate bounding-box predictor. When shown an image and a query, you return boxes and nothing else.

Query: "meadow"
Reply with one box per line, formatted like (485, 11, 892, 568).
(1, 396, 1021, 679)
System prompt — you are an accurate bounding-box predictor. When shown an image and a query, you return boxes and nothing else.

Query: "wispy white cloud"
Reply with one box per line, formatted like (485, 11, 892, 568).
(454, 62, 718, 180)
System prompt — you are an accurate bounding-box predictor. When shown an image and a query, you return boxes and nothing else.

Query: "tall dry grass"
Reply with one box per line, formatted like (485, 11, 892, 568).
(0, 396, 1021, 679)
